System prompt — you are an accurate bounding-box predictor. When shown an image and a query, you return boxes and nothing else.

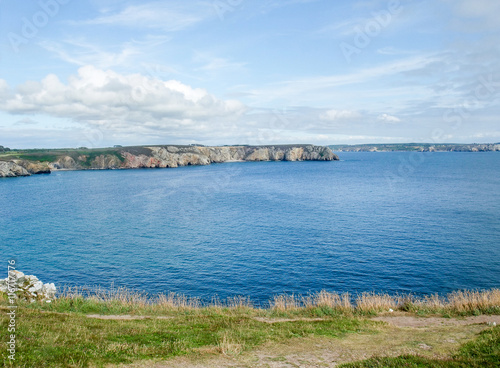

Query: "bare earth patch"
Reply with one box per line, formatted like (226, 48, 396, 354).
(372, 314, 500, 327)
(86, 315, 328, 323)
(109, 315, 498, 368)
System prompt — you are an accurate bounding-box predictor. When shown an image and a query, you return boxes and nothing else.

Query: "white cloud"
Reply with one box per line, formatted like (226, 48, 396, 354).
(320, 109, 362, 121)
(452, 0, 500, 20)
(472, 131, 500, 139)
(377, 47, 416, 55)
(15, 117, 39, 126)
(192, 52, 247, 73)
(377, 113, 401, 123)
(259, 0, 321, 13)
(71, 1, 210, 31)
(0, 66, 247, 135)
(248, 54, 442, 106)
(446, 0, 500, 31)
(40, 39, 142, 68)
(40, 34, 173, 70)
(318, 16, 374, 37)
(197, 57, 247, 72)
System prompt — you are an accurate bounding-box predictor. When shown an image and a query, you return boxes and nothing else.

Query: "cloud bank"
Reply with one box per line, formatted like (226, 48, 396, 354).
(0, 66, 247, 136)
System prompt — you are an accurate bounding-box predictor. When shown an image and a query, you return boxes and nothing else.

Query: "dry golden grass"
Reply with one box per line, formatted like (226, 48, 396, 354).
(226, 295, 253, 309)
(44, 286, 500, 315)
(270, 294, 302, 311)
(156, 291, 202, 309)
(446, 289, 500, 313)
(271, 291, 354, 312)
(217, 333, 244, 356)
(355, 292, 398, 313)
(315, 290, 353, 311)
(415, 293, 445, 309)
(300, 291, 354, 312)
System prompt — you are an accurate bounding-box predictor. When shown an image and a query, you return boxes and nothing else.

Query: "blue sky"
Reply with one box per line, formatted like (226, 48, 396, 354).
(1, 0, 499, 148)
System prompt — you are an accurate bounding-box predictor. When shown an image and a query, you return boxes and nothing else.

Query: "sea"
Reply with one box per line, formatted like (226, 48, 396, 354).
(1, 152, 499, 305)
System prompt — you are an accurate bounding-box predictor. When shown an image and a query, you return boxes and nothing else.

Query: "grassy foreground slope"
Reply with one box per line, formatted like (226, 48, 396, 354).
(1, 289, 499, 367)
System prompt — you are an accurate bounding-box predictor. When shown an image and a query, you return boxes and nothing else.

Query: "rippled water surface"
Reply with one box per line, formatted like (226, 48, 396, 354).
(1, 152, 499, 303)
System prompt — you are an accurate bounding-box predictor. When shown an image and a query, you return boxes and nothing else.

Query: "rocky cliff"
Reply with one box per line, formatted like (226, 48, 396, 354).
(0, 145, 338, 178)
(116, 145, 338, 169)
(0, 160, 50, 178)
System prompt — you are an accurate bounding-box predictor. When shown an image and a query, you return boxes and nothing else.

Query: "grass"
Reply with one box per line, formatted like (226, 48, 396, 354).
(0, 148, 125, 165)
(0, 295, 370, 367)
(1, 288, 499, 367)
(268, 289, 500, 317)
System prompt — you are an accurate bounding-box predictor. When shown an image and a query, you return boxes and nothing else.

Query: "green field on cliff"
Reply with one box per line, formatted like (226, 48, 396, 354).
(0, 147, 126, 163)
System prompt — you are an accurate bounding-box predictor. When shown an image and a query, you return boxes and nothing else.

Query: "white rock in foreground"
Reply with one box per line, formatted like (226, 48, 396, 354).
(0, 270, 57, 301)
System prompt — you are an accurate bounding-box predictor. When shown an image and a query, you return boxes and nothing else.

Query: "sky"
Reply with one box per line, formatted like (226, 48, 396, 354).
(0, 0, 499, 149)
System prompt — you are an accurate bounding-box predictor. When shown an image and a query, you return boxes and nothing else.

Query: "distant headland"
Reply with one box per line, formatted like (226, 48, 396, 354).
(0, 144, 338, 178)
(330, 142, 500, 152)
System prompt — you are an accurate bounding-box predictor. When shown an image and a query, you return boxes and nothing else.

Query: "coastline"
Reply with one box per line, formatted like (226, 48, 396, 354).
(330, 142, 500, 152)
(0, 144, 338, 178)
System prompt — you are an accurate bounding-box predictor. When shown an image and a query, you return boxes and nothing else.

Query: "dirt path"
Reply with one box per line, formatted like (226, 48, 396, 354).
(86, 314, 174, 320)
(109, 315, 498, 368)
(85, 315, 328, 323)
(373, 314, 500, 327)
(252, 317, 326, 324)
(88, 313, 499, 326)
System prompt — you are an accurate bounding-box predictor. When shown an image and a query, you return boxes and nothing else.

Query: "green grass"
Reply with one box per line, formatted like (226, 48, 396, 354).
(0, 148, 126, 167)
(340, 327, 500, 367)
(1, 289, 499, 367)
(0, 305, 370, 367)
(4, 153, 60, 162)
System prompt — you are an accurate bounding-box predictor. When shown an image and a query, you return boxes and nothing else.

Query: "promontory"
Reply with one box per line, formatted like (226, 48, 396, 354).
(0, 144, 339, 178)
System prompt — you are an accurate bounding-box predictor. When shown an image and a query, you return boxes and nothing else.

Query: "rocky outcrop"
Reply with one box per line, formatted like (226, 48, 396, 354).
(89, 154, 122, 169)
(0, 161, 30, 177)
(0, 270, 56, 301)
(0, 160, 51, 177)
(50, 156, 79, 170)
(1, 145, 339, 177)
(118, 145, 337, 168)
(15, 160, 51, 174)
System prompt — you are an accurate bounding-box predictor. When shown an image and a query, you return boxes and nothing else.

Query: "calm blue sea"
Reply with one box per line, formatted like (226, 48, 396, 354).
(1, 152, 499, 304)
